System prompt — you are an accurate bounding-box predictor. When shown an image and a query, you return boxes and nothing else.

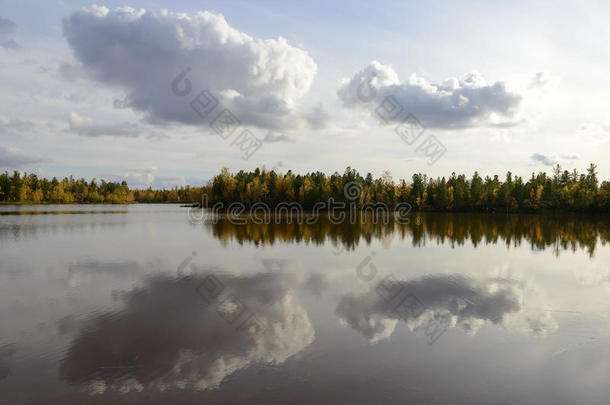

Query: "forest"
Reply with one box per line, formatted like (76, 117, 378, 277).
(1, 164, 609, 212)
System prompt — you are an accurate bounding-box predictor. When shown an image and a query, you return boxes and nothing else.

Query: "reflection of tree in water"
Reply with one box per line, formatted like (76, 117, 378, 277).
(207, 213, 609, 256)
(59, 273, 314, 394)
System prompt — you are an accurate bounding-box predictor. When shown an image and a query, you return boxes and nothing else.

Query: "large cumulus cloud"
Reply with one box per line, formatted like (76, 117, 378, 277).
(336, 274, 556, 342)
(337, 61, 522, 129)
(62, 6, 318, 131)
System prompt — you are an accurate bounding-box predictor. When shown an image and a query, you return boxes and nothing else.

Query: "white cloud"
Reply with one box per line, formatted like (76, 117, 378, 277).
(578, 122, 610, 143)
(62, 6, 318, 132)
(99, 167, 207, 189)
(337, 61, 522, 129)
(528, 71, 560, 91)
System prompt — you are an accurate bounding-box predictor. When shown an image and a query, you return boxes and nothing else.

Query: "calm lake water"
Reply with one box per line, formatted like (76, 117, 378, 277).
(1, 204, 610, 404)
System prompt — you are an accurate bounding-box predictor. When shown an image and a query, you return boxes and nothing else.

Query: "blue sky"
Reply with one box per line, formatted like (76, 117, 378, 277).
(0, 0, 609, 187)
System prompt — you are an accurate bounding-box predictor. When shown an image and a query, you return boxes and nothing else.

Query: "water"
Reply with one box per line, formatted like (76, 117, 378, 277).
(1, 204, 609, 404)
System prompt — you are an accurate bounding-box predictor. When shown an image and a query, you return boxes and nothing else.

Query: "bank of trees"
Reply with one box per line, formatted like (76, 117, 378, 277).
(1, 164, 609, 212)
(0, 173, 134, 204)
(200, 164, 609, 212)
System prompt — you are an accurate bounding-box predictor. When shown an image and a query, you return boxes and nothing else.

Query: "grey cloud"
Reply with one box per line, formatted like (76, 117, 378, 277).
(530, 153, 579, 167)
(304, 104, 331, 130)
(338, 61, 522, 129)
(530, 153, 557, 166)
(529, 72, 550, 88)
(59, 62, 89, 81)
(68, 112, 141, 137)
(0, 145, 44, 169)
(0, 118, 35, 135)
(63, 6, 318, 132)
(1, 39, 17, 50)
(0, 17, 16, 36)
(336, 274, 555, 342)
(0, 17, 17, 50)
(303, 272, 329, 298)
(264, 132, 292, 143)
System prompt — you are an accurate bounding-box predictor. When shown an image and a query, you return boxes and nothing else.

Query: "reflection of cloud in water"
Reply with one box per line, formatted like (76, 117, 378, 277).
(69, 260, 141, 276)
(60, 272, 314, 394)
(573, 265, 610, 289)
(0, 343, 16, 381)
(67, 260, 142, 287)
(303, 273, 329, 298)
(336, 275, 557, 342)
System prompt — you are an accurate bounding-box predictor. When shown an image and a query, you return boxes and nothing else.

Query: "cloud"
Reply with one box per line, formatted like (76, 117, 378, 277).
(337, 61, 522, 129)
(0, 17, 17, 50)
(1, 39, 17, 50)
(528, 71, 559, 90)
(60, 272, 314, 393)
(304, 104, 331, 129)
(68, 112, 141, 137)
(336, 274, 556, 343)
(0, 343, 16, 382)
(69, 260, 141, 276)
(127, 169, 166, 187)
(578, 122, 610, 143)
(530, 153, 580, 167)
(67, 260, 143, 288)
(263, 132, 292, 143)
(0, 118, 35, 135)
(63, 6, 318, 132)
(530, 153, 557, 166)
(0, 17, 16, 36)
(116, 168, 159, 188)
(102, 167, 205, 189)
(0, 145, 44, 169)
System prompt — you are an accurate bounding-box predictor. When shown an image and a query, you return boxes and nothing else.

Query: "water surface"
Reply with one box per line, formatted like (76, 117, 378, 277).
(1, 205, 610, 404)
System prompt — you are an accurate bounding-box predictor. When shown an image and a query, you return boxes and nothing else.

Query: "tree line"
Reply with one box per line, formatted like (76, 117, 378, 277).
(0, 172, 200, 204)
(1, 164, 609, 212)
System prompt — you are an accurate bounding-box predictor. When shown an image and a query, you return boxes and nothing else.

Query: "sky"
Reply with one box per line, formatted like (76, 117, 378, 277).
(0, 0, 609, 188)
